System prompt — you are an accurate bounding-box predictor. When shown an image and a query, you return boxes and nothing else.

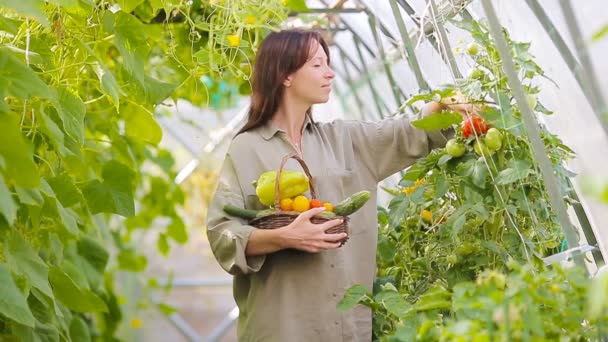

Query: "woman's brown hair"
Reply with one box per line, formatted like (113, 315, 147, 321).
(237, 29, 330, 135)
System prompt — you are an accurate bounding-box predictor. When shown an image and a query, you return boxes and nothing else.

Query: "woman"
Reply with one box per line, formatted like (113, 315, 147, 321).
(207, 29, 474, 341)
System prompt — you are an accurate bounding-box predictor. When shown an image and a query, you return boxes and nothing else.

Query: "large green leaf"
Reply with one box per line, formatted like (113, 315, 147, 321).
(0, 15, 23, 35)
(38, 107, 75, 157)
(48, 266, 108, 313)
(388, 194, 409, 229)
(15, 186, 44, 206)
(0, 175, 17, 224)
(104, 12, 149, 85)
(0, 264, 35, 327)
(0, 113, 40, 187)
(0, 0, 48, 27)
(495, 160, 533, 185)
(117, 249, 147, 272)
(82, 161, 135, 217)
(123, 104, 163, 145)
(0, 47, 54, 107)
(69, 316, 91, 342)
(47, 173, 83, 208)
(77, 236, 109, 273)
(52, 87, 86, 145)
(337, 284, 370, 311)
(137, 74, 177, 105)
(5, 233, 54, 299)
(375, 290, 411, 317)
(411, 111, 462, 131)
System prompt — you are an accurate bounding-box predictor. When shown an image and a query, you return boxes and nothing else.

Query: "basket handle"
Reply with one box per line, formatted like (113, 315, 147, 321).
(274, 153, 317, 208)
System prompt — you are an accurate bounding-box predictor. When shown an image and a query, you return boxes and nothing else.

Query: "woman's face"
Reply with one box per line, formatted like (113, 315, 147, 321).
(285, 40, 335, 104)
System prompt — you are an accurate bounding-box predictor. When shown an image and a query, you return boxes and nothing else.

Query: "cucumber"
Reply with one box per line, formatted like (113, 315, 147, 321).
(223, 205, 260, 220)
(334, 190, 371, 216)
(318, 211, 337, 218)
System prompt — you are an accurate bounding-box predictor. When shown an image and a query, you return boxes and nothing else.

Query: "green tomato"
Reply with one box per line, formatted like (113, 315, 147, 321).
(484, 128, 503, 151)
(474, 139, 493, 157)
(445, 139, 466, 157)
(468, 67, 485, 80)
(466, 42, 480, 56)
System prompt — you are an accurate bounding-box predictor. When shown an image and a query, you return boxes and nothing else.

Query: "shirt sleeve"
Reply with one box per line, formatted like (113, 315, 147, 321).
(344, 115, 454, 182)
(206, 152, 266, 275)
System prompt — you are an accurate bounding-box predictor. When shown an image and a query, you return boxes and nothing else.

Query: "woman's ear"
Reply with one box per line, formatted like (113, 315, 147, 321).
(283, 75, 293, 88)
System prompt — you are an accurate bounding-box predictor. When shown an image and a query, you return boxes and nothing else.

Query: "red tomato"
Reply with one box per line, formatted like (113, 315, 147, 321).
(461, 115, 489, 139)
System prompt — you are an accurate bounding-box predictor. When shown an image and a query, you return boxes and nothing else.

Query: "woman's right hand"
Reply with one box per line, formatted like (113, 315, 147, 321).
(279, 207, 347, 253)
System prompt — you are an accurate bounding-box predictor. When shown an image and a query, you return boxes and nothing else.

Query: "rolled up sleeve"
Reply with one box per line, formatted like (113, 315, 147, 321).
(206, 154, 266, 275)
(345, 115, 454, 182)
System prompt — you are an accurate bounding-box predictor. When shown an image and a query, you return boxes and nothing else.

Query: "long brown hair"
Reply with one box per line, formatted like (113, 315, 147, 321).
(237, 29, 331, 135)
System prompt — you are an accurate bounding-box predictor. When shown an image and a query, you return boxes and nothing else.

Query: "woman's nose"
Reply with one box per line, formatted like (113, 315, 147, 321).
(325, 67, 335, 79)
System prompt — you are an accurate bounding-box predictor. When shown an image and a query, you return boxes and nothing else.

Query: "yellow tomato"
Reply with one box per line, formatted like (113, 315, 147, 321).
(292, 195, 310, 212)
(280, 198, 293, 211)
(422, 210, 433, 223)
(323, 202, 334, 212)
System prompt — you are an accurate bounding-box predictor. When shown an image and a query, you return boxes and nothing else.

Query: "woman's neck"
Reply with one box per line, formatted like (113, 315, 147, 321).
(271, 96, 310, 141)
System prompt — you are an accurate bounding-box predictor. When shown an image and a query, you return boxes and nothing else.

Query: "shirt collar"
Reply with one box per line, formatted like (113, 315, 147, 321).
(259, 114, 313, 141)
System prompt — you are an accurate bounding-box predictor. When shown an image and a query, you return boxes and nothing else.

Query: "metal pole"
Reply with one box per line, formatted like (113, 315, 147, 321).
(428, 0, 463, 79)
(480, 0, 582, 265)
(367, 12, 403, 108)
(389, 0, 430, 91)
(353, 35, 385, 119)
(558, 0, 608, 134)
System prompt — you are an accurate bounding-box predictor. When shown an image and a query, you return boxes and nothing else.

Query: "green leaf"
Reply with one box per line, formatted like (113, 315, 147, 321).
(57, 202, 79, 236)
(38, 107, 74, 157)
(15, 186, 43, 206)
(470, 158, 489, 188)
(0, 15, 23, 35)
(388, 194, 409, 229)
(0, 113, 40, 187)
(0, 175, 17, 224)
(592, 24, 608, 42)
(52, 87, 86, 145)
(157, 302, 177, 316)
(495, 160, 533, 185)
(0, 0, 49, 27)
(283, 0, 309, 12)
(5, 232, 54, 299)
(69, 316, 91, 342)
(77, 236, 109, 279)
(117, 250, 147, 272)
(337, 284, 370, 311)
(0, 47, 54, 105)
(47, 173, 82, 207)
(116, 0, 144, 12)
(105, 12, 149, 85)
(157, 233, 169, 256)
(137, 75, 177, 105)
(0, 264, 35, 327)
(411, 111, 462, 131)
(374, 290, 411, 317)
(167, 218, 187, 244)
(123, 104, 163, 145)
(48, 266, 108, 313)
(62, 260, 89, 290)
(82, 161, 135, 217)
(414, 284, 452, 312)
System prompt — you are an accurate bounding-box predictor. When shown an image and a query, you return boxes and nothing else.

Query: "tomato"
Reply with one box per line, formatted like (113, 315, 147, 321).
(322, 202, 333, 212)
(474, 139, 493, 157)
(292, 195, 310, 212)
(466, 42, 480, 56)
(484, 128, 503, 151)
(445, 139, 466, 157)
(310, 199, 323, 208)
(421, 210, 432, 223)
(468, 67, 485, 80)
(461, 115, 488, 139)
(280, 198, 293, 211)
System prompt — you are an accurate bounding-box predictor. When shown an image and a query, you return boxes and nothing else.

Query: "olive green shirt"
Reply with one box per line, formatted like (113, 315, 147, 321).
(206, 114, 450, 342)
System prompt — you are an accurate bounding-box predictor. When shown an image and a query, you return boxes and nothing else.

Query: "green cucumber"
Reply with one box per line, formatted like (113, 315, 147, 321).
(318, 211, 337, 218)
(334, 191, 371, 216)
(223, 205, 260, 220)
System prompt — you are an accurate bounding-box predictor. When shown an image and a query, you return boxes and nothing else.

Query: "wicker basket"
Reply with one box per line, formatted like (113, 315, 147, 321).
(248, 153, 349, 246)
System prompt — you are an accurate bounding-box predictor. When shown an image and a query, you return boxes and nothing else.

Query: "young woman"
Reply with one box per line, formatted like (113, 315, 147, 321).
(206, 29, 475, 341)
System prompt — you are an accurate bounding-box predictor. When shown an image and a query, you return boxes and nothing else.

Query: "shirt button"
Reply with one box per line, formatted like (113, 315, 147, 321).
(334, 321, 339, 325)
(330, 264, 335, 268)
(332, 293, 337, 297)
